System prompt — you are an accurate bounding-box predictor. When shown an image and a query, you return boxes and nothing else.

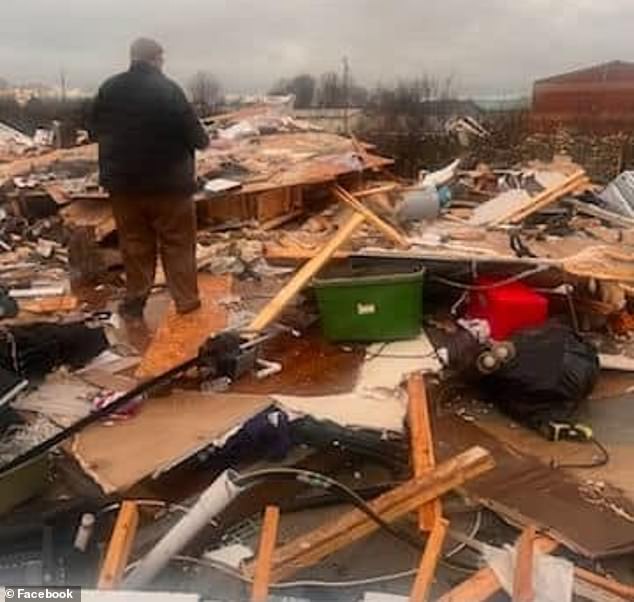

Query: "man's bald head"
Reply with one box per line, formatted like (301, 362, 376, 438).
(130, 37, 164, 69)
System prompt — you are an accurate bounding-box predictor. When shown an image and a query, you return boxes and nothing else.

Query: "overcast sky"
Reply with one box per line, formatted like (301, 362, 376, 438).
(1, 0, 633, 97)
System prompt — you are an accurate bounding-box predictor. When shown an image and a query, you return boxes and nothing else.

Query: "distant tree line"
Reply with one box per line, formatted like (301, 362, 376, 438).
(267, 72, 462, 112)
(269, 72, 368, 109)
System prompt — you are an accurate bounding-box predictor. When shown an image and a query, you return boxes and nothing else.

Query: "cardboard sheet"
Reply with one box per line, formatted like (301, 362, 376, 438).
(71, 391, 271, 493)
(436, 415, 634, 558)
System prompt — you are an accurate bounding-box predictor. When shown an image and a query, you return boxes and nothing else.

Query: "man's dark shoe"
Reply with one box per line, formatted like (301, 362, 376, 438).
(176, 299, 202, 315)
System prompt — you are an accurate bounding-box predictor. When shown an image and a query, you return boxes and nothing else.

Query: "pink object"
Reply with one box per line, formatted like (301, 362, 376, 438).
(466, 277, 548, 340)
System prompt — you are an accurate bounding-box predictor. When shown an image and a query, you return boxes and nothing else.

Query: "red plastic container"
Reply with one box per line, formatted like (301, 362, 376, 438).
(466, 277, 548, 341)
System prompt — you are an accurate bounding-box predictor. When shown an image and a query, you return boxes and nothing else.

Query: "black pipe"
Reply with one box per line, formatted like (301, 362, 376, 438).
(0, 355, 199, 477)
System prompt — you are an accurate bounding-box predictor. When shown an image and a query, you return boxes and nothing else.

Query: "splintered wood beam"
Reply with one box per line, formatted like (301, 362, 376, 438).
(247, 210, 365, 333)
(251, 506, 280, 602)
(574, 568, 634, 601)
(332, 184, 410, 249)
(490, 169, 587, 225)
(242, 446, 494, 583)
(98, 501, 139, 589)
(508, 176, 590, 224)
(513, 525, 536, 602)
(407, 373, 441, 531)
(410, 517, 449, 602)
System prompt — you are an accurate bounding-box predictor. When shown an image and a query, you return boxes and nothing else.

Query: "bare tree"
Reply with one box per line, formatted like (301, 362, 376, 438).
(0, 78, 9, 91)
(188, 71, 223, 116)
(269, 74, 316, 108)
(317, 71, 345, 107)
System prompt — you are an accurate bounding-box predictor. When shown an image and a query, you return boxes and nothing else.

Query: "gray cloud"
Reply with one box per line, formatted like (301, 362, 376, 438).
(1, 0, 633, 96)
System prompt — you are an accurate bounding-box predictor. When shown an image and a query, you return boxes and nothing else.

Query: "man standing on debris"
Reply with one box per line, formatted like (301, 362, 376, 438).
(90, 38, 209, 318)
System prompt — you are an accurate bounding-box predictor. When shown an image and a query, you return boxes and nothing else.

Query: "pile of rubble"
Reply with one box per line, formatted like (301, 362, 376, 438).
(1, 111, 634, 602)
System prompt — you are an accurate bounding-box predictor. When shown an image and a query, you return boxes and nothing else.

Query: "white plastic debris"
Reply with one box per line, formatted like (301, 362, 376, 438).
(483, 540, 574, 602)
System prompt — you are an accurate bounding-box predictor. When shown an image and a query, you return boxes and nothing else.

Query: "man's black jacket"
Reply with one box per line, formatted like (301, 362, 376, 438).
(90, 62, 209, 195)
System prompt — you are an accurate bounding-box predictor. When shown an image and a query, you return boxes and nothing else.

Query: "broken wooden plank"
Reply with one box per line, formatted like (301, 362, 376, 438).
(354, 183, 399, 198)
(332, 184, 409, 249)
(251, 506, 280, 602)
(574, 567, 634, 601)
(20, 295, 79, 314)
(498, 170, 587, 223)
(469, 189, 533, 226)
(563, 197, 634, 229)
(407, 373, 441, 531)
(437, 536, 557, 602)
(98, 501, 139, 589)
(509, 177, 591, 224)
(410, 517, 449, 602)
(136, 274, 231, 379)
(248, 211, 365, 333)
(243, 446, 494, 582)
(489, 170, 586, 226)
(42, 182, 72, 206)
(513, 525, 536, 602)
(498, 171, 587, 225)
(10, 285, 66, 299)
(260, 209, 305, 231)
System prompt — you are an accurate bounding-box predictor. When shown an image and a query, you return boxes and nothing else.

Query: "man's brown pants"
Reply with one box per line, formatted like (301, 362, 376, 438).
(111, 193, 200, 313)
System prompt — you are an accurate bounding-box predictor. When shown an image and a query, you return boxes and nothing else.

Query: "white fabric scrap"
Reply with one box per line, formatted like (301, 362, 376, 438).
(203, 544, 253, 570)
(483, 541, 574, 602)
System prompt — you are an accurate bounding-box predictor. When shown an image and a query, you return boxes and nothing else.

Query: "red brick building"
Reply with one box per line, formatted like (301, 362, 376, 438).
(532, 60, 634, 131)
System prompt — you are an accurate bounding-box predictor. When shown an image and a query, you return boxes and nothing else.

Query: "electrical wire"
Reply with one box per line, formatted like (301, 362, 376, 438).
(368, 351, 440, 360)
(98, 499, 191, 516)
(234, 468, 425, 552)
(123, 470, 483, 589)
(552, 437, 610, 469)
(363, 342, 443, 363)
(235, 468, 481, 576)
(171, 555, 420, 589)
(430, 265, 551, 291)
(443, 508, 483, 559)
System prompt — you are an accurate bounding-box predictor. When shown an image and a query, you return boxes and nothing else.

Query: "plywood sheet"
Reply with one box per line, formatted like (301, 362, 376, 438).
(435, 416, 634, 558)
(136, 275, 232, 379)
(71, 391, 271, 493)
(469, 189, 532, 226)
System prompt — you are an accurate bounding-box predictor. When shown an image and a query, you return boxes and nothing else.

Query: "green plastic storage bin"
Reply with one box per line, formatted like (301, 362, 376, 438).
(313, 265, 425, 342)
